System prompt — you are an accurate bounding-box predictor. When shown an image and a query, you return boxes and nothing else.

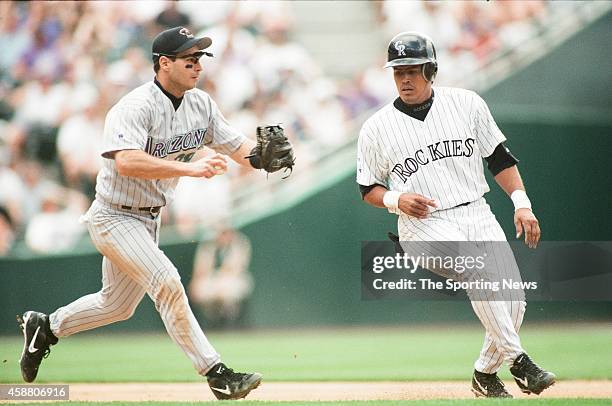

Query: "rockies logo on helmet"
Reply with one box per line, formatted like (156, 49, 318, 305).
(394, 41, 406, 56)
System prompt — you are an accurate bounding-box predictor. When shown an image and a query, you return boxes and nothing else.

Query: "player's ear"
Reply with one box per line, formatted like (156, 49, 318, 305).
(159, 56, 173, 72)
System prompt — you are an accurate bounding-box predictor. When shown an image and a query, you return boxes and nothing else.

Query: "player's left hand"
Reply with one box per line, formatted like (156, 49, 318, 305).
(514, 208, 540, 249)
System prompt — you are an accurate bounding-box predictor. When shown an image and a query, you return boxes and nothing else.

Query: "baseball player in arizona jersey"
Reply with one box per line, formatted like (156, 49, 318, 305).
(357, 32, 556, 398)
(18, 27, 293, 400)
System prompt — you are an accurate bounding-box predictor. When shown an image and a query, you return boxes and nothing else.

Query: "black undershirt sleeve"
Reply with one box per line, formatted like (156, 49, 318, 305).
(358, 183, 386, 200)
(485, 143, 519, 176)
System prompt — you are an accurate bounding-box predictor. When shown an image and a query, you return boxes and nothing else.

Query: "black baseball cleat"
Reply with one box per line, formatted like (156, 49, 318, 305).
(206, 362, 262, 400)
(510, 352, 556, 395)
(17, 311, 59, 383)
(471, 370, 513, 398)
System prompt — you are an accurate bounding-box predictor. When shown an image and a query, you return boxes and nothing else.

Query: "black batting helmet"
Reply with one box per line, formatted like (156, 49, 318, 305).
(384, 32, 437, 82)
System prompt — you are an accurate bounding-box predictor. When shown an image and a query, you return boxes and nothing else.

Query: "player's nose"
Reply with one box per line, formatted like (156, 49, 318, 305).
(399, 72, 411, 82)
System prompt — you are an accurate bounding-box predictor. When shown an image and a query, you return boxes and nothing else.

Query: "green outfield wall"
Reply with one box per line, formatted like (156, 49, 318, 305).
(1, 120, 611, 334)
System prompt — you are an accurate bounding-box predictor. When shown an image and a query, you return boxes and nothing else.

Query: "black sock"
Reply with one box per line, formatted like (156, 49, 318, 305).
(44, 317, 58, 343)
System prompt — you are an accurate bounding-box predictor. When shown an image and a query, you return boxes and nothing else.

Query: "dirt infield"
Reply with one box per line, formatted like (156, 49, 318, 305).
(56, 381, 612, 401)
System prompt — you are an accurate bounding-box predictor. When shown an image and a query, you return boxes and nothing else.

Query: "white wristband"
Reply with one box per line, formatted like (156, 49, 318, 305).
(383, 191, 402, 214)
(510, 190, 532, 212)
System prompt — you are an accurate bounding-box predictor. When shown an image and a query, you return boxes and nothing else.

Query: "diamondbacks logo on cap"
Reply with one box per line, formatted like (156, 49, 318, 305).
(394, 41, 406, 56)
(179, 27, 194, 38)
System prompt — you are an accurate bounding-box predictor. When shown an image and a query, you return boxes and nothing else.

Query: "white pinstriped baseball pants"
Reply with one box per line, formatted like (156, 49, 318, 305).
(49, 200, 220, 375)
(399, 197, 526, 374)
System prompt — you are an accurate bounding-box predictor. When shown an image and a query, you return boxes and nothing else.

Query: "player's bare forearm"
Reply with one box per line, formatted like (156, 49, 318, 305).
(363, 185, 389, 208)
(494, 165, 541, 247)
(229, 138, 256, 169)
(115, 150, 187, 179)
(115, 150, 226, 179)
(493, 165, 525, 196)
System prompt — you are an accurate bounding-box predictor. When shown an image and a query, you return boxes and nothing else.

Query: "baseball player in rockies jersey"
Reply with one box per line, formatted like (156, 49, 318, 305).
(357, 32, 556, 398)
(17, 27, 293, 400)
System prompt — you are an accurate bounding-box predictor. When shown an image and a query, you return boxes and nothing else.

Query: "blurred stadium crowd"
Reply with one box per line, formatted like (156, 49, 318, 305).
(0, 0, 550, 255)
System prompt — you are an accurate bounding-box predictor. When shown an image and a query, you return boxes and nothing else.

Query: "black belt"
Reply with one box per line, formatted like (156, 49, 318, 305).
(455, 201, 471, 208)
(120, 205, 162, 214)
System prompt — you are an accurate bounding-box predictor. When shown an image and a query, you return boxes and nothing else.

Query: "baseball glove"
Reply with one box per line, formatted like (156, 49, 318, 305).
(246, 125, 295, 178)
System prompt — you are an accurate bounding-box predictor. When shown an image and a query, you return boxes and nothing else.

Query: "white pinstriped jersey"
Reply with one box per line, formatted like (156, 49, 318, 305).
(357, 86, 528, 375)
(357, 86, 505, 211)
(96, 81, 245, 207)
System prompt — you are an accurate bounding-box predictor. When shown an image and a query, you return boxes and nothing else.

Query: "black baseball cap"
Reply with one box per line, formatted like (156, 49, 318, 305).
(152, 27, 212, 60)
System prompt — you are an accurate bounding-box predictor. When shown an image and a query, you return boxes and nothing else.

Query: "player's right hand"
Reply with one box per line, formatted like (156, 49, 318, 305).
(188, 154, 228, 178)
(398, 193, 437, 219)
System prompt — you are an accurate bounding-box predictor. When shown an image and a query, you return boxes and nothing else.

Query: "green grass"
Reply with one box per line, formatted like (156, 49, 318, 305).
(0, 324, 610, 383)
(12, 401, 612, 406)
